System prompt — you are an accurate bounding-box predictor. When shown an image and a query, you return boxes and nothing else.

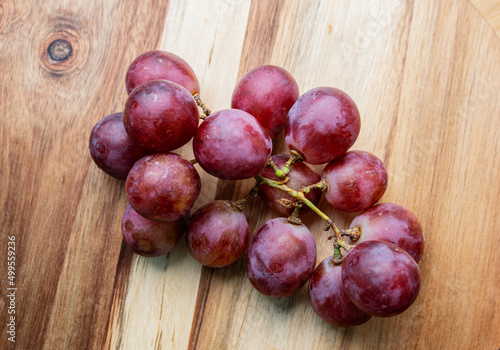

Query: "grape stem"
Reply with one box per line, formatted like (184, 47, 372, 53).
(256, 153, 359, 263)
(267, 150, 304, 178)
(193, 93, 212, 118)
(232, 182, 260, 211)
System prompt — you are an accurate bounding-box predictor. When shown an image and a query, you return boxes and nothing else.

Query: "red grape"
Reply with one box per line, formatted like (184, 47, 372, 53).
(351, 203, 424, 263)
(125, 50, 200, 95)
(121, 204, 186, 257)
(246, 218, 317, 297)
(88, 113, 150, 180)
(342, 240, 421, 317)
(186, 200, 249, 268)
(321, 151, 388, 212)
(123, 80, 199, 152)
(126, 153, 201, 221)
(193, 109, 272, 180)
(285, 87, 360, 164)
(231, 65, 299, 138)
(258, 154, 321, 217)
(309, 257, 371, 327)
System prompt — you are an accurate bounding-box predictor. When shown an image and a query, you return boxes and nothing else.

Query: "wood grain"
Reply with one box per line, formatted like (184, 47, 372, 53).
(0, 0, 499, 349)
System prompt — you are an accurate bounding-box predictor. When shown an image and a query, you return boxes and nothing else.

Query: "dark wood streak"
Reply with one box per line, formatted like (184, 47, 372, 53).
(187, 1, 285, 348)
(103, 242, 135, 350)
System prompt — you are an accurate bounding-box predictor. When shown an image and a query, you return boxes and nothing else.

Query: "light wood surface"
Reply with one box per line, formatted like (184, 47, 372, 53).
(1, 0, 499, 349)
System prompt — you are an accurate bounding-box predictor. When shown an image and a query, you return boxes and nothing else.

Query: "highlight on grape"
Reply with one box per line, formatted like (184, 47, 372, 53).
(88, 50, 425, 327)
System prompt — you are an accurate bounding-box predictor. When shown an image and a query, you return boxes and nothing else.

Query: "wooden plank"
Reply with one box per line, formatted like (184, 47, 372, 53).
(185, 0, 500, 349)
(0, 0, 499, 349)
(105, 1, 253, 349)
(0, 1, 168, 349)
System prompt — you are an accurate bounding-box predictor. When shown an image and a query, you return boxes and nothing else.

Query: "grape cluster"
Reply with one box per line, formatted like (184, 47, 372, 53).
(89, 50, 425, 328)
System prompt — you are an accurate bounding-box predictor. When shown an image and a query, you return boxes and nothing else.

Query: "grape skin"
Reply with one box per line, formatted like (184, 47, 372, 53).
(186, 200, 249, 268)
(193, 109, 272, 180)
(231, 65, 299, 139)
(126, 153, 201, 222)
(321, 151, 388, 212)
(123, 80, 199, 153)
(309, 257, 372, 327)
(246, 218, 317, 297)
(342, 240, 421, 317)
(121, 204, 186, 257)
(351, 203, 425, 263)
(125, 50, 200, 95)
(258, 154, 322, 217)
(88, 113, 150, 180)
(285, 87, 361, 165)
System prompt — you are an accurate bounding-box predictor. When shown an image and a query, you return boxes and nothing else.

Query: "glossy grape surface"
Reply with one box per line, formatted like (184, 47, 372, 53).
(88, 113, 150, 180)
(121, 204, 186, 257)
(309, 257, 372, 327)
(125, 50, 200, 95)
(351, 203, 424, 263)
(193, 109, 272, 180)
(285, 87, 361, 164)
(186, 200, 249, 268)
(258, 154, 321, 217)
(342, 240, 421, 317)
(247, 218, 317, 297)
(322, 151, 388, 212)
(126, 153, 201, 221)
(231, 65, 299, 138)
(123, 80, 199, 152)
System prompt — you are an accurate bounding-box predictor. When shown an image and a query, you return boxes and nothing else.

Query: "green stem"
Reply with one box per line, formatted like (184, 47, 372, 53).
(255, 174, 341, 234)
(193, 93, 211, 117)
(279, 150, 304, 178)
(300, 179, 328, 194)
(232, 182, 259, 211)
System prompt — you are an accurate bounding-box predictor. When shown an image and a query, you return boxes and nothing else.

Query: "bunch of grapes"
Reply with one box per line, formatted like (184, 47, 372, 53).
(89, 50, 425, 328)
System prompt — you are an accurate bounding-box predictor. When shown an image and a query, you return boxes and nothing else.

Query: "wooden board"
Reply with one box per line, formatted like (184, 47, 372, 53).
(1, 0, 499, 349)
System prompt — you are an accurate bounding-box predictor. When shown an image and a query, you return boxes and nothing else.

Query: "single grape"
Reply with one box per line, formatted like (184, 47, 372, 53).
(126, 153, 201, 221)
(342, 240, 421, 317)
(258, 154, 322, 217)
(121, 204, 186, 257)
(285, 87, 361, 165)
(123, 80, 199, 153)
(186, 200, 249, 268)
(231, 65, 299, 138)
(193, 109, 272, 180)
(88, 112, 150, 180)
(321, 151, 388, 212)
(351, 203, 424, 263)
(125, 50, 200, 95)
(309, 257, 372, 327)
(246, 218, 317, 297)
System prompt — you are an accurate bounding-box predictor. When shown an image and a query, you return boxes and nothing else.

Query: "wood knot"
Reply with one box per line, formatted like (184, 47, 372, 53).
(48, 39, 72, 62)
(39, 17, 88, 76)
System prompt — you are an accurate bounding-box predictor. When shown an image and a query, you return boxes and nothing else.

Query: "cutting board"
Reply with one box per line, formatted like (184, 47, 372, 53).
(1, 0, 499, 349)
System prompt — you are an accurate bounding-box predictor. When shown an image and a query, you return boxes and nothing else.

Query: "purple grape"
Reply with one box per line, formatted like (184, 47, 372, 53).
(258, 154, 322, 217)
(193, 109, 272, 180)
(231, 65, 299, 138)
(285, 87, 361, 165)
(123, 79, 199, 152)
(186, 200, 249, 268)
(309, 257, 371, 327)
(126, 153, 201, 221)
(351, 203, 424, 263)
(126, 50, 200, 95)
(88, 113, 150, 180)
(342, 240, 421, 317)
(321, 151, 388, 212)
(246, 218, 317, 297)
(121, 204, 186, 257)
